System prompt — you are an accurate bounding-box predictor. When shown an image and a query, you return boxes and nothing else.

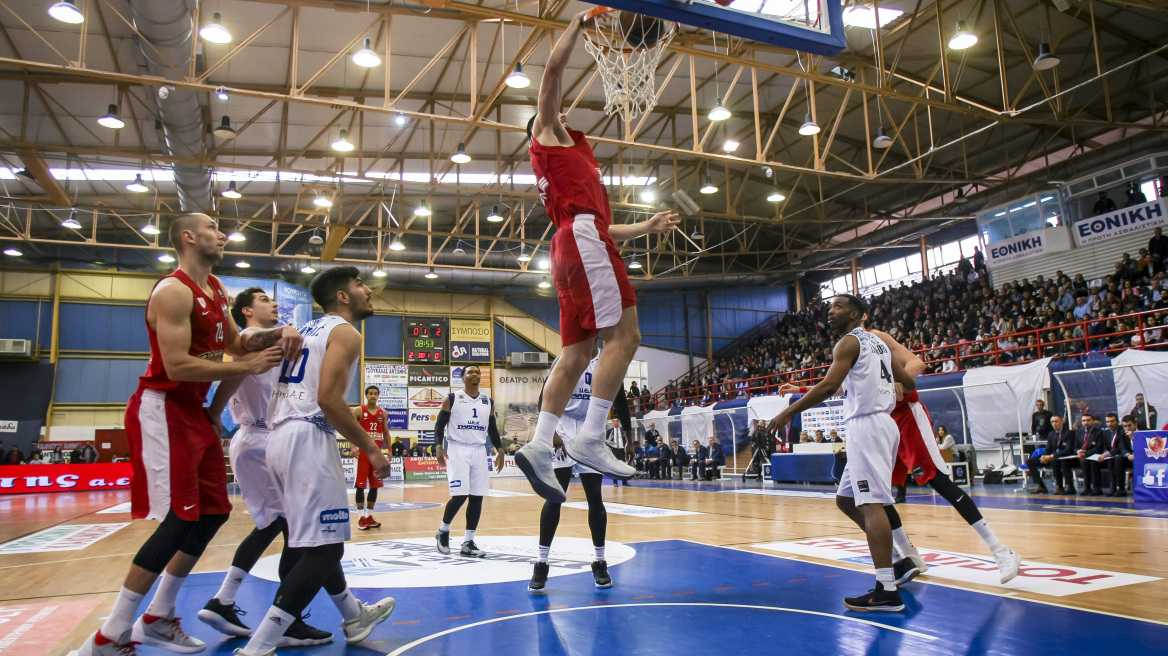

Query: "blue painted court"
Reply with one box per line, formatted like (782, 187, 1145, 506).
(158, 539, 1166, 655)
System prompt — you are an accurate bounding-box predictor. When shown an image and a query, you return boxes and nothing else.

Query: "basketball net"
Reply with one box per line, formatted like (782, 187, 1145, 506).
(582, 8, 678, 120)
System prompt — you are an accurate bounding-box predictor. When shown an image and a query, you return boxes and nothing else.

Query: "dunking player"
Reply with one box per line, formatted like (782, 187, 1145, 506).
(872, 329, 1022, 585)
(235, 267, 395, 656)
(528, 340, 632, 593)
(769, 295, 913, 612)
(198, 287, 331, 646)
(434, 364, 502, 557)
(354, 386, 390, 530)
(517, 9, 680, 502)
(81, 214, 295, 656)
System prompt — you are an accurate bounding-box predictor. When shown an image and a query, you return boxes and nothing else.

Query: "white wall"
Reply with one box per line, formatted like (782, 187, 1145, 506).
(633, 345, 705, 393)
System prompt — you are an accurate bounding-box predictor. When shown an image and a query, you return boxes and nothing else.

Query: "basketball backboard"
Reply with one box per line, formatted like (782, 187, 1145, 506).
(589, 0, 845, 55)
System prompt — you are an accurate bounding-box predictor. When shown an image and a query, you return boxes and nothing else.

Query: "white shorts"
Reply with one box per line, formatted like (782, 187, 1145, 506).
(836, 413, 899, 506)
(266, 420, 351, 547)
(552, 417, 598, 475)
(446, 441, 490, 497)
(229, 425, 283, 530)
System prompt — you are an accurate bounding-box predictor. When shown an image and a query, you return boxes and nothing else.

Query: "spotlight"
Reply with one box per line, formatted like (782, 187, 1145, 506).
(215, 86, 229, 101)
(691, 228, 704, 241)
(227, 231, 245, 242)
(425, 267, 439, 279)
(158, 253, 175, 263)
(48, 0, 85, 24)
(61, 211, 82, 230)
(640, 189, 656, 203)
(453, 243, 466, 255)
(395, 113, 407, 127)
(372, 267, 387, 277)
(200, 12, 232, 44)
(486, 206, 504, 223)
(628, 258, 642, 270)
(538, 277, 551, 289)
(767, 189, 786, 203)
(141, 219, 160, 235)
(389, 237, 406, 251)
(313, 193, 333, 208)
(98, 104, 124, 129)
(722, 138, 740, 153)
(300, 263, 316, 274)
(352, 38, 381, 68)
(4, 247, 22, 256)
(537, 258, 549, 271)
(308, 232, 324, 245)
(1033, 42, 1060, 70)
(235, 260, 251, 268)
(506, 63, 531, 89)
(126, 174, 149, 193)
(517, 249, 532, 263)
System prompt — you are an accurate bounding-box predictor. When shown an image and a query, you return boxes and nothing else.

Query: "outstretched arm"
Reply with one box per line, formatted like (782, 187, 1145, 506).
(767, 336, 859, 435)
(532, 10, 591, 147)
(608, 211, 681, 242)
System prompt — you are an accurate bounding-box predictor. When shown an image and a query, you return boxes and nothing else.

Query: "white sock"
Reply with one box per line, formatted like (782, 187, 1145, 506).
(972, 519, 1006, 555)
(538, 545, 550, 563)
(582, 398, 614, 438)
(464, 529, 476, 543)
(100, 586, 145, 641)
(891, 527, 919, 560)
(533, 412, 560, 446)
(215, 566, 247, 606)
(439, 522, 451, 533)
(875, 567, 896, 592)
(594, 545, 605, 562)
(244, 605, 294, 654)
(330, 586, 362, 622)
(145, 572, 185, 618)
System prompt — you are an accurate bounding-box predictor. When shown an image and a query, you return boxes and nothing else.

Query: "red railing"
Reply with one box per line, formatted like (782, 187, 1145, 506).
(632, 307, 1168, 414)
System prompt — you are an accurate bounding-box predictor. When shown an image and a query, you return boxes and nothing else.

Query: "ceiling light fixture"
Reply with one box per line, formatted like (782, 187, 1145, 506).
(352, 38, 381, 68)
(486, 206, 504, 223)
(158, 253, 175, 263)
(235, 260, 251, 269)
(451, 143, 472, 165)
(227, 230, 245, 242)
(425, 267, 439, 279)
(308, 231, 324, 245)
(453, 243, 466, 255)
(388, 237, 406, 251)
(538, 277, 551, 289)
(331, 129, 355, 152)
(798, 113, 821, 136)
(213, 115, 236, 139)
(691, 228, 704, 241)
(394, 113, 407, 127)
(948, 20, 978, 50)
(628, 258, 642, 270)
(300, 263, 316, 274)
(1033, 42, 1060, 70)
(48, 0, 84, 24)
(215, 87, 229, 101)
(537, 258, 549, 271)
(372, 267, 387, 277)
(3, 247, 22, 257)
(700, 175, 718, 195)
(313, 192, 332, 208)
(708, 97, 731, 122)
(517, 249, 532, 263)
(140, 218, 160, 235)
(61, 211, 81, 229)
(767, 189, 786, 203)
(722, 138, 740, 153)
(221, 181, 242, 199)
(199, 12, 232, 44)
(126, 174, 149, 193)
(413, 200, 431, 217)
(98, 104, 124, 129)
(640, 189, 656, 203)
(873, 126, 893, 149)
(506, 63, 531, 89)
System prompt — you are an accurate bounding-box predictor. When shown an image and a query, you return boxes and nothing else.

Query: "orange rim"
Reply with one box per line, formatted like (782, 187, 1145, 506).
(582, 7, 678, 54)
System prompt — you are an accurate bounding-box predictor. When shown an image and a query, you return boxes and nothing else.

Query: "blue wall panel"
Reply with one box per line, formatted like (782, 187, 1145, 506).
(708, 287, 790, 353)
(495, 325, 541, 357)
(0, 300, 53, 347)
(54, 358, 145, 403)
(506, 296, 560, 330)
(364, 315, 403, 358)
(638, 292, 707, 355)
(58, 303, 149, 352)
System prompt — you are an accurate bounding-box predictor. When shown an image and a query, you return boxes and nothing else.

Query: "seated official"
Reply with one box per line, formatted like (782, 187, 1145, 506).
(701, 437, 725, 480)
(655, 438, 673, 480)
(936, 425, 956, 451)
(828, 430, 843, 444)
(1050, 416, 1085, 495)
(671, 440, 689, 479)
(1027, 415, 1068, 494)
(1106, 416, 1136, 496)
(799, 431, 812, 444)
(643, 442, 659, 479)
(689, 440, 707, 480)
(1077, 413, 1108, 496)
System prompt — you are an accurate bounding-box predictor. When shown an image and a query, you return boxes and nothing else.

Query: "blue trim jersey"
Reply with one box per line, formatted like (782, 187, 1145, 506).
(840, 327, 896, 421)
(229, 366, 280, 429)
(562, 356, 600, 422)
(268, 315, 356, 432)
(446, 390, 494, 446)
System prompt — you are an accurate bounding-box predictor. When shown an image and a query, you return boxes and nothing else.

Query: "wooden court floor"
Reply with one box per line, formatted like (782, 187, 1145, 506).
(1, 477, 1166, 655)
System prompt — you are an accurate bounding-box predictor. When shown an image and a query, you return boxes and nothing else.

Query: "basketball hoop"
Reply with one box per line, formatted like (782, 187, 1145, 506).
(581, 7, 678, 119)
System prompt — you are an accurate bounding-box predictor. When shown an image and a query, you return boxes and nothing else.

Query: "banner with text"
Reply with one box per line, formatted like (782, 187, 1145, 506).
(365, 364, 410, 430)
(408, 366, 450, 431)
(986, 226, 1073, 268)
(450, 319, 492, 362)
(1133, 430, 1168, 504)
(0, 463, 133, 494)
(1073, 197, 1168, 246)
(492, 368, 550, 446)
(451, 366, 492, 389)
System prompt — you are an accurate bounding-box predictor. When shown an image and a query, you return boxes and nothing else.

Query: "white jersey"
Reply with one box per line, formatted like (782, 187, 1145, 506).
(268, 315, 356, 432)
(562, 356, 600, 422)
(445, 390, 493, 445)
(840, 327, 895, 421)
(229, 366, 280, 429)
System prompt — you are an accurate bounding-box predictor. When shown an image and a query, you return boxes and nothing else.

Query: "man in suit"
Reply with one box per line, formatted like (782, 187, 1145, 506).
(1050, 415, 1084, 495)
(1106, 415, 1136, 496)
(1077, 413, 1109, 496)
(1027, 414, 1069, 494)
(670, 440, 688, 480)
(655, 438, 673, 480)
(689, 440, 707, 480)
(391, 438, 405, 457)
(81, 441, 98, 463)
(702, 437, 724, 480)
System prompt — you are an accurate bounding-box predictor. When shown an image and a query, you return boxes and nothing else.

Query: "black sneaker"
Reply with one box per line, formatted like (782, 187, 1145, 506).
(529, 561, 550, 592)
(278, 613, 334, 647)
(893, 556, 926, 586)
(843, 586, 905, 612)
(460, 540, 485, 557)
(591, 560, 612, 588)
(196, 598, 251, 637)
(436, 529, 450, 555)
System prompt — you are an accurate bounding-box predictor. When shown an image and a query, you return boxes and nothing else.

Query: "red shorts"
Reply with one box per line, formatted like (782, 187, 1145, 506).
(550, 215, 637, 346)
(355, 448, 384, 489)
(125, 388, 231, 522)
(890, 397, 947, 486)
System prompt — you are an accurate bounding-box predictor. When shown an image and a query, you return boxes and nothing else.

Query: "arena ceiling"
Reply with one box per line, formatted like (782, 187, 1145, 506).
(0, 0, 1166, 292)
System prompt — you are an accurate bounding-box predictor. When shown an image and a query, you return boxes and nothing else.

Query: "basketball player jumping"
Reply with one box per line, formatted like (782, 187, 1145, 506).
(768, 295, 913, 612)
(434, 364, 502, 557)
(198, 287, 332, 646)
(517, 9, 680, 502)
(80, 214, 295, 656)
(354, 385, 390, 530)
(235, 267, 395, 656)
(529, 340, 632, 593)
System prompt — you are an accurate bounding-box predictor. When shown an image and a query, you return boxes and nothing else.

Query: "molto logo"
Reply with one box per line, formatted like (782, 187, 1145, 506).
(1074, 198, 1167, 246)
(319, 508, 349, 523)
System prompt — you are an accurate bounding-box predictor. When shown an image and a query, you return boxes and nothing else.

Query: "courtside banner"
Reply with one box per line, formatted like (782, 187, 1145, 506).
(1073, 198, 1168, 246)
(404, 456, 446, 481)
(450, 320, 492, 363)
(1133, 430, 1168, 504)
(0, 463, 132, 493)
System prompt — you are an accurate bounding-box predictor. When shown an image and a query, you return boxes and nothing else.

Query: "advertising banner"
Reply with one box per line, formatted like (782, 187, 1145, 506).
(275, 281, 313, 330)
(366, 364, 410, 430)
(408, 366, 449, 430)
(1073, 198, 1168, 246)
(451, 366, 492, 389)
(800, 405, 847, 441)
(985, 226, 1073, 268)
(0, 463, 132, 494)
(404, 456, 447, 481)
(450, 320, 492, 362)
(1133, 430, 1168, 504)
(493, 368, 550, 446)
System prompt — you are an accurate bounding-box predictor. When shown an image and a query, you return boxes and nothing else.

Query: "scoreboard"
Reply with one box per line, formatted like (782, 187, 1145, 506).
(403, 317, 448, 364)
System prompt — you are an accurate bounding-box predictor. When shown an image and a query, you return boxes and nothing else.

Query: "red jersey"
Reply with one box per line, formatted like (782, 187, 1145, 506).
(138, 270, 229, 403)
(359, 405, 386, 448)
(530, 130, 612, 229)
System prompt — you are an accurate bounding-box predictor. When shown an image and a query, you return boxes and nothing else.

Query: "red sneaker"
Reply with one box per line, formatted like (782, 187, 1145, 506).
(367, 515, 381, 529)
(357, 515, 371, 530)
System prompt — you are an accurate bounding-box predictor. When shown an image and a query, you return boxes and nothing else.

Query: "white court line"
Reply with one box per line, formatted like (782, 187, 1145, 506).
(385, 602, 937, 655)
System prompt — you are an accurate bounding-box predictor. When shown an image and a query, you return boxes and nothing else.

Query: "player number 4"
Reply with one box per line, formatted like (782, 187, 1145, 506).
(879, 361, 893, 384)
